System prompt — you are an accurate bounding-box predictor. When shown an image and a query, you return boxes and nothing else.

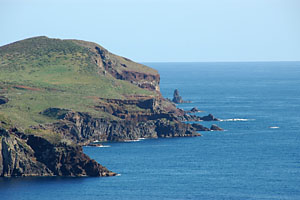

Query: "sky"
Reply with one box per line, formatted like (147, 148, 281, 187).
(1, 0, 300, 62)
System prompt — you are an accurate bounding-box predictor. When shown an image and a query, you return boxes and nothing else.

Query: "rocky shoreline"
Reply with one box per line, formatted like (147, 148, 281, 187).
(0, 37, 223, 177)
(38, 94, 222, 145)
(1, 94, 222, 177)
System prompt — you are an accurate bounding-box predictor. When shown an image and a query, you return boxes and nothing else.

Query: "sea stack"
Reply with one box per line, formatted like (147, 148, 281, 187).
(172, 89, 191, 104)
(172, 89, 183, 103)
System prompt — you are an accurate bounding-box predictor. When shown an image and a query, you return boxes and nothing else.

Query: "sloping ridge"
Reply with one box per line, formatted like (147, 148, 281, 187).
(71, 39, 160, 91)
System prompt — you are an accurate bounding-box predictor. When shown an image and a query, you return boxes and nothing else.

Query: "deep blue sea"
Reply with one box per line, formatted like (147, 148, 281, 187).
(1, 62, 300, 200)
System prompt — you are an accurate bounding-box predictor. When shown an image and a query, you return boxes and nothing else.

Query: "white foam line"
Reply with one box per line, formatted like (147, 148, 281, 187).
(220, 118, 255, 122)
(124, 139, 141, 142)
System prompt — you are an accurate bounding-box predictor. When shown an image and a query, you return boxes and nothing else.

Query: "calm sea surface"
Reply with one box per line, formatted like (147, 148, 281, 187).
(1, 62, 300, 200)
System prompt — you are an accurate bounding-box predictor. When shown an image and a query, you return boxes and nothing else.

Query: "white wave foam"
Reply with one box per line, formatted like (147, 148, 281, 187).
(124, 138, 147, 142)
(97, 145, 110, 148)
(269, 126, 280, 129)
(220, 118, 255, 122)
(124, 139, 141, 142)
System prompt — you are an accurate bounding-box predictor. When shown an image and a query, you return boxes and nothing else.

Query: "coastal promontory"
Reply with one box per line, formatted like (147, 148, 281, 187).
(0, 36, 218, 177)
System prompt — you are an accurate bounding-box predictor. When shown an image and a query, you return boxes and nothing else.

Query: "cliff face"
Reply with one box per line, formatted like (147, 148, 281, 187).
(44, 111, 200, 145)
(72, 40, 160, 92)
(0, 127, 115, 177)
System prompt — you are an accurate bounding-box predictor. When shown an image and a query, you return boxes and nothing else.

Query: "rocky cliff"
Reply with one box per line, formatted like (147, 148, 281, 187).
(43, 111, 201, 145)
(0, 125, 115, 177)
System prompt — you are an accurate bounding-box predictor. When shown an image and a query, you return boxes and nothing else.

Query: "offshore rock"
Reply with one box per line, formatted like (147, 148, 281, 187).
(187, 107, 202, 113)
(0, 127, 116, 177)
(191, 123, 210, 131)
(210, 124, 224, 131)
(172, 89, 191, 104)
(201, 114, 218, 121)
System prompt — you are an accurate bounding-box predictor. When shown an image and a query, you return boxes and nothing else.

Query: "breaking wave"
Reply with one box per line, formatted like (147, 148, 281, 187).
(269, 126, 280, 129)
(220, 118, 255, 122)
(124, 138, 145, 142)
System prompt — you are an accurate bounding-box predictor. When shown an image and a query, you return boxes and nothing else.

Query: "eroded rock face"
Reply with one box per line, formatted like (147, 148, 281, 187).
(39, 95, 222, 144)
(94, 97, 177, 122)
(0, 128, 52, 177)
(46, 111, 201, 145)
(78, 44, 161, 92)
(95, 46, 160, 91)
(0, 127, 116, 177)
(177, 113, 219, 122)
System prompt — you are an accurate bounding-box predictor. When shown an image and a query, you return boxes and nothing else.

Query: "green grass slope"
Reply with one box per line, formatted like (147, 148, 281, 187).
(0, 36, 156, 127)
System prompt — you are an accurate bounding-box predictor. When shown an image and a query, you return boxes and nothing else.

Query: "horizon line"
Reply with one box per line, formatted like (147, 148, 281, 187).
(141, 60, 300, 63)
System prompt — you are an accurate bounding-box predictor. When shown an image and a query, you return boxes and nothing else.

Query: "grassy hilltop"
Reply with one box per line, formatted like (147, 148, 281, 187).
(0, 36, 158, 127)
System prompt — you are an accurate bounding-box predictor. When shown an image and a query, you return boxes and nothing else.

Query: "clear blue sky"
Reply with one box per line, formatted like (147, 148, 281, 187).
(1, 0, 299, 62)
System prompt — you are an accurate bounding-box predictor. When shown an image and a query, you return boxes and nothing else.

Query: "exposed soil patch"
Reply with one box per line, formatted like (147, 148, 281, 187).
(14, 85, 42, 91)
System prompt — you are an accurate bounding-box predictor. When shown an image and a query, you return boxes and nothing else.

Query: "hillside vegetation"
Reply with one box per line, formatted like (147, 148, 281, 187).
(0, 36, 157, 127)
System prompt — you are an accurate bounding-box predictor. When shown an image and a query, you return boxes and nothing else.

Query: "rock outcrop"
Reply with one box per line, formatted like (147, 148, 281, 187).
(38, 94, 222, 144)
(72, 40, 161, 92)
(0, 127, 116, 177)
(210, 124, 224, 131)
(172, 89, 191, 103)
(44, 111, 201, 145)
(201, 114, 218, 121)
(178, 113, 219, 122)
(186, 107, 202, 113)
(191, 123, 210, 131)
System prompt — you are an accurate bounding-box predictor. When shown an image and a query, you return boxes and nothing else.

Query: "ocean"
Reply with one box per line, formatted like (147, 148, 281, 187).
(1, 62, 300, 200)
